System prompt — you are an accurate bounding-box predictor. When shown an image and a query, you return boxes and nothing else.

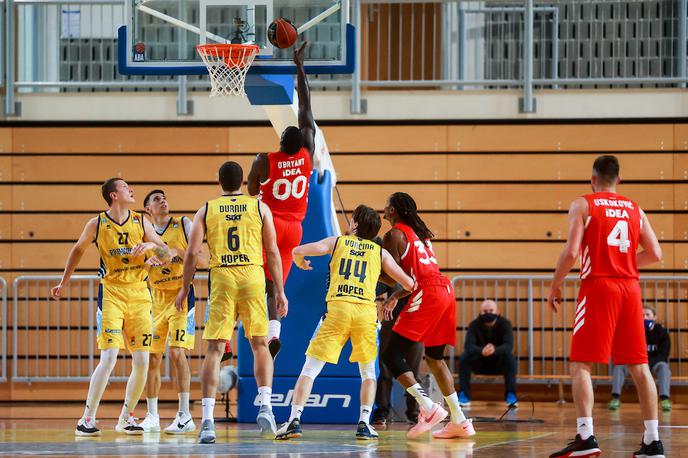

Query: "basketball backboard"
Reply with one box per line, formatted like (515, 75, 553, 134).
(118, 0, 353, 75)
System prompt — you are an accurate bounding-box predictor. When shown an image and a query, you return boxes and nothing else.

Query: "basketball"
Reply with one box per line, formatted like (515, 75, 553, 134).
(267, 18, 298, 49)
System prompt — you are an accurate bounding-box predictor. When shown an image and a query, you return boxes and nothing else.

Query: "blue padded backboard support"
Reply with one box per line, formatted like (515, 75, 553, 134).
(244, 74, 294, 105)
(236, 170, 369, 424)
(117, 24, 355, 76)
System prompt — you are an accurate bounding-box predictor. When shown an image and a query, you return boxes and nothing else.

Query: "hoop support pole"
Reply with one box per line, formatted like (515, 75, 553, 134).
(297, 1, 341, 34)
(137, 4, 229, 43)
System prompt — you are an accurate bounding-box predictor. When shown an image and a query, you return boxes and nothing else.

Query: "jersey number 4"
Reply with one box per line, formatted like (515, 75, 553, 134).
(607, 220, 631, 253)
(339, 259, 367, 282)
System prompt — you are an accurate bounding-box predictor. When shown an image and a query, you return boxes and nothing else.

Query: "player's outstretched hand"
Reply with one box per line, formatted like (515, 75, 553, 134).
(276, 291, 289, 318)
(146, 255, 166, 267)
(294, 255, 312, 271)
(175, 286, 189, 312)
(293, 41, 308, 67)
(547, 286, 561, 313)
(382, 295, 398, 321)
(131, 242, 153, 257)
(51, 283, 66, 301)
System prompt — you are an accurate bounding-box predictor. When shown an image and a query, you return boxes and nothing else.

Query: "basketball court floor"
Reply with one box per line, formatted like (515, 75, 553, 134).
(0, 401, 684, 457)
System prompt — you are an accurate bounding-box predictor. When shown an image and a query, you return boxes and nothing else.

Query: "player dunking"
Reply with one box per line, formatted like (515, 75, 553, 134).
(548, 156, 665, 458)
(51, 178, 169, 436)
(247, 42, 314, 359)
(379, 192, 475, 440)
(274, 205, 414, 441)
(177, 161, 287, 444)
(139, 190, 198, 434)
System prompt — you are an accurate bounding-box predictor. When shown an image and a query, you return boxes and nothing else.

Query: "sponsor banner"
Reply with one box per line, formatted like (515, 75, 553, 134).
(237, 376, 360, 424)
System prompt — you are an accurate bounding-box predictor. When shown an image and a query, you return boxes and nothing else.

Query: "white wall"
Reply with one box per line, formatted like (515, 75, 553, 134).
(6, 88, 688, 121)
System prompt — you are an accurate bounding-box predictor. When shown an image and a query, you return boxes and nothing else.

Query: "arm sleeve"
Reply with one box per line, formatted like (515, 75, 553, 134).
(494, 319, 514, 356)
(464, 322, 482, 356)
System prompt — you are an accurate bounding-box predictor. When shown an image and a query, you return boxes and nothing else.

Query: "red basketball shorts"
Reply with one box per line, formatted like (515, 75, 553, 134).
(570, 277, 647, 365)
(393, 283, 457, 347)
(263, 216, 303, 285)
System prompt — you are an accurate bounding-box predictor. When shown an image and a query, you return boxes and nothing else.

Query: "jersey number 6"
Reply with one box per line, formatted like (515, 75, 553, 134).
(227, 227, 240, 251)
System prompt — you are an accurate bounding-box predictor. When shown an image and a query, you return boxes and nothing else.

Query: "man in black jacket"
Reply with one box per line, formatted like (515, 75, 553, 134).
(458, 300, 518, 407)
(609, 306, 672, 412)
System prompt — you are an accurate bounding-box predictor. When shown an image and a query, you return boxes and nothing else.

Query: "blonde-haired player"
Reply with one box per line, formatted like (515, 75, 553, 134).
(139, 189, 200, 434)
(275, 205, 415, 440)
(176, 161, 287, 444)
(51, 178, 169, 436)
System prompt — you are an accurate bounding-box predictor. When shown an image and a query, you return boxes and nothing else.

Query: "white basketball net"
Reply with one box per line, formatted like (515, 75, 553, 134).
(196, 44, 260, 97)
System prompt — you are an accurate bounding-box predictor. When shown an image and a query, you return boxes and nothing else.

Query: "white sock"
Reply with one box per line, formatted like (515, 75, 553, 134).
(202, 398, 216, 423)
(359, 405, 372, 424)
(577, 417, 594, 440)
(406, 383, 435, 411)
(444, 393, 466, 424)
(289, 405, 304, 421)
(258, 386, 272, 408)
(643, 419, 659, 445)
(268, 320, 281, 341)
(146, 398, 159, 417)
(178, 392, 190, 417)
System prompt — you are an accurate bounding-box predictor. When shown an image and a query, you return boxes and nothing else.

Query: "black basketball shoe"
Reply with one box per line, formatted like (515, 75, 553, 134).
(550, 435, 601, 458)
(275, 418, 302, 440)
(633, 439, 665, 458)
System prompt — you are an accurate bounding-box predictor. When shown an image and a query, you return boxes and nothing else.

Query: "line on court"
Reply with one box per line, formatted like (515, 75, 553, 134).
(472, 432, 555, 451)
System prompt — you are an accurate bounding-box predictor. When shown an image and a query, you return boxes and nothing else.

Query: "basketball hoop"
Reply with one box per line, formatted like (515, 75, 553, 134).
(196, 43, 260, 97)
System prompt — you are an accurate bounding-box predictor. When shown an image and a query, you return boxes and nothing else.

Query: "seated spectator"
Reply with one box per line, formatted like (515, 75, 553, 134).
(458, 300, 518, 408)
(609, 306, 672, 412)
(371, 282, 423, 426)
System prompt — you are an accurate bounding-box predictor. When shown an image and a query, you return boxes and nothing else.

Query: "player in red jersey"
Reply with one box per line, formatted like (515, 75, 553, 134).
(379, 192, 475, 440)
(548, 156, 664, 458)
(247, 43, 314, 359)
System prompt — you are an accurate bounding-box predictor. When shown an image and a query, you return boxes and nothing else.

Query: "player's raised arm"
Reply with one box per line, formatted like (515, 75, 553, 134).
(547, 197, 588, 312)
(247, 153, 269, 196)
(637, 209, 663, 267)
(261, 202, 289, 317)
(294, 42, 315, 158)
(51, 217, 99, 300)
(292, 236, 338, 271)
(175, 206, 206, 311)
(378, 228, 406, 286)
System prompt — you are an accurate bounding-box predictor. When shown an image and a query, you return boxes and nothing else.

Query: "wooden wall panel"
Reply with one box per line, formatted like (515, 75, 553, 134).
(11, 155, 243, 182)
(228, 127, 279, 153)
(323, 126, 448, 152)
(11, 128, 230, 153)
(333, 154, 448, 181)
(447, 184, 676, 211)
(336, 183, 447, 211)
(448, 124, 674, 152)
(0, 128, 12, 153)
(448, 153, 675, 181)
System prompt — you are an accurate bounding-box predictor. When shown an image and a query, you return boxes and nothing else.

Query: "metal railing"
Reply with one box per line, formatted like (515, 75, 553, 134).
(11, 274, 229, 383)
(3, 0, 688, 116)
(8, 273, 688, 386)
(450, 275, 688, 386)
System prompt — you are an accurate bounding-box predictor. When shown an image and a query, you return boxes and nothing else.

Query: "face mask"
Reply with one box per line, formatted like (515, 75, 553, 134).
(480, 313, 498, 324)
(644, 319, 654, 330)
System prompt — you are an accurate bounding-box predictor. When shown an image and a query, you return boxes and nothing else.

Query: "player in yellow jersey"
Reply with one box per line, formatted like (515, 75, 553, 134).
(176, 161, 287, 444)
(138, 189, 200, 434)
(275, 205, 415, 441)
(51, 178, 170, 437)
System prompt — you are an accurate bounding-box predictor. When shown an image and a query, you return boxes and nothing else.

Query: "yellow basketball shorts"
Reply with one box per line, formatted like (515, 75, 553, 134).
(150, 286, 196, 353)
(306, 300, 378, 365)
(97, 281, 153, 351)
(204, 265, 267, 341)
